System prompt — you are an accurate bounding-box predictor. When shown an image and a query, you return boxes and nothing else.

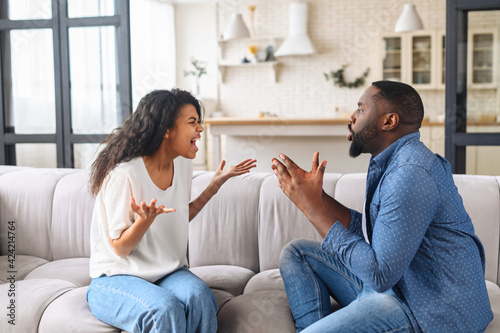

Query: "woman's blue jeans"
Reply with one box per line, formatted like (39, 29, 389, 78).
(279, 239, 414, 333)
(86, 267, 218, 333)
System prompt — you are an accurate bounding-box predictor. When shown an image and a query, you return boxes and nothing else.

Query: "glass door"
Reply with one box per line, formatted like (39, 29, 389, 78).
(469, 32, 495, 87)
(410, 35, 433, 88)
(383, 37, 402, 81)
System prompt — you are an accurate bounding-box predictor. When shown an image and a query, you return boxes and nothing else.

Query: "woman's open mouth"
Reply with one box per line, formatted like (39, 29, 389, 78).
(190, 138, 200, 152)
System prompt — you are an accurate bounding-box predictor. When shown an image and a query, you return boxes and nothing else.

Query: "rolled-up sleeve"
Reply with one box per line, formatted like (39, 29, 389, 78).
(102, 171, 134, 239)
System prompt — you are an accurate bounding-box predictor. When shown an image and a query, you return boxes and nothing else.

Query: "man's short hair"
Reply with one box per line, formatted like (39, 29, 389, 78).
(371, 80, 424, 128)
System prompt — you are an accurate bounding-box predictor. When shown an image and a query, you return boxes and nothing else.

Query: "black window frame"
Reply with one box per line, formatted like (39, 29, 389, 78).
(445, 0, 500, 173)
(0, 0, 132, 167)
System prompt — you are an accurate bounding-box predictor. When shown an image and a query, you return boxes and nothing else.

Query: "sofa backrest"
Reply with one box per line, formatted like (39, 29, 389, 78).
(256, 174, 341, 271)
(0, 167, 93, 261)
(453, 175, 500, 284)
(50, 171, 95, 260)
(189, 172, 270, 273)
(1, 166, 499, 285)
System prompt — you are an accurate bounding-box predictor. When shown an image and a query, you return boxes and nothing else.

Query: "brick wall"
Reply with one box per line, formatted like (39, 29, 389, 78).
(214, 0, 498, 121)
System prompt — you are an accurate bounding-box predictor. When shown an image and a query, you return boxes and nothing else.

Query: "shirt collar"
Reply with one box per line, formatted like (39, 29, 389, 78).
(369, 131, 421, 173)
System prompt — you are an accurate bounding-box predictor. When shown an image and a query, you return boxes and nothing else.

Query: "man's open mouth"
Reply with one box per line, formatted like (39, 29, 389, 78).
(347, 124, 353, 141)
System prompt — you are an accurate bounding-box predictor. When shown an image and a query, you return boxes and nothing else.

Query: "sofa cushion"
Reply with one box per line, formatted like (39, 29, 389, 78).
(38, 286, 121, 333)
(24, 258, 91, 287)
(0, 255, 48, 282)
(216, 290, 295, 333)
(51, 171, 94, 260)
(243, 268, 285, 294)
(39, 287, 233, 333)
(212, 289, 235, 313)
(0, 168, 78, 261)
(0, 278, 77, 333)
(189, 172, 270, 272)
(257, 174, 341, 271)
(454, 175, 500, 284)
(190, 265, 255, 296)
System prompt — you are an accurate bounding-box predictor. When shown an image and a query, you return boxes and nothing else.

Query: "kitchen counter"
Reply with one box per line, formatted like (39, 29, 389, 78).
(203, 117, 446, 126)
(203, 117, 446, 170)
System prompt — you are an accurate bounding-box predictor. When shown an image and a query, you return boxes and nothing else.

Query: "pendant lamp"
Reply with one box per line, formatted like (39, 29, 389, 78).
(394, 3, 424, 33)
(223, 13, 251, 40)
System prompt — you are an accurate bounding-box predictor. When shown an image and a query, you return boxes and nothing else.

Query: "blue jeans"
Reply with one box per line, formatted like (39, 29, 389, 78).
(279, 239, 415, 333)
(86, 267, 218, 333)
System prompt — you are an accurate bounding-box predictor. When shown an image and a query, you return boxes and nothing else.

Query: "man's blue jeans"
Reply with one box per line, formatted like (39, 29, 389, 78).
(279, 239, 415, 333)
(86, 267, 218, 333)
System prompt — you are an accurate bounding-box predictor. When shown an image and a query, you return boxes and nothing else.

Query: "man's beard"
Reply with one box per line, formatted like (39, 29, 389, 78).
(349, 124, 378, 158)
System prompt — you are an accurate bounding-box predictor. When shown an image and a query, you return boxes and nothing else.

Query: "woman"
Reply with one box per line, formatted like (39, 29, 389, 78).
(86, 89, 256, 332)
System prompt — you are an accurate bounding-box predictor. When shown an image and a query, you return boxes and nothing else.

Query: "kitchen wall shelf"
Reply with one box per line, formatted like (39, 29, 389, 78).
(218, 36, 281, 83)
(218, 61, 278, 83)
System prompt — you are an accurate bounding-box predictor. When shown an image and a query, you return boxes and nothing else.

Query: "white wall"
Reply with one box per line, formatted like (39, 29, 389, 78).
(174, 2, 219, 168)
(174, 2, 218, 104)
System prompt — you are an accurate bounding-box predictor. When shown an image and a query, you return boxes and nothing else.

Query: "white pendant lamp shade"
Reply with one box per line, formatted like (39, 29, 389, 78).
(223, 13, 250, 40)
(274, 3, 316, 57)
(394, 3, 424, 33)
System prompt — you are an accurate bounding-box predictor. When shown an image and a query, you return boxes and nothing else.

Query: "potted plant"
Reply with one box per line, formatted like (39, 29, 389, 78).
(183, 58, 207, 97)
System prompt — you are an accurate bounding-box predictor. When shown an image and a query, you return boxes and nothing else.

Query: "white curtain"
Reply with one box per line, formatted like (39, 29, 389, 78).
(7, 0, 178, 168)
(130, 0, 177, 111)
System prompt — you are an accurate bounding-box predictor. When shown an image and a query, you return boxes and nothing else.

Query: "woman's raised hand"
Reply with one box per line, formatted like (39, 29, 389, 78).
(130, 197, 175, 221)
(212, 159, 257, 187)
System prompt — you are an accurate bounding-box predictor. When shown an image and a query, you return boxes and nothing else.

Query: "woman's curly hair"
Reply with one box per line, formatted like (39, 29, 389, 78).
(89, 89, 202, 196)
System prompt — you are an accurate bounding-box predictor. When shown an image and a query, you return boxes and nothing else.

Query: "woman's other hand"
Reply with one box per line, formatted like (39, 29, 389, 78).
(211, 159, 257, 187)
(130, 197, 175, 221)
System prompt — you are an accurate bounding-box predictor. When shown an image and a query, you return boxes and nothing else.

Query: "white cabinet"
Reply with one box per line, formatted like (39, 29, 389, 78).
(382, 36, 403, 82)
(466, 125, 500, 176)
(420, 124, 445, 156)
(410, 34, 434, 88)
(381, 31, 445, 90)
(381, 29, 499, 91)
(467, 29, 498, 89)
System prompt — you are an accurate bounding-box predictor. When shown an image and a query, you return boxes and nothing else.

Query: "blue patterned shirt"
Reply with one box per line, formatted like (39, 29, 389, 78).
(322, 132, 493, 332)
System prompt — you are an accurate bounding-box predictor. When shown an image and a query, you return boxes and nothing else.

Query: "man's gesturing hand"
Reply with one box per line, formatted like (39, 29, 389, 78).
(271, 152, 326, 219)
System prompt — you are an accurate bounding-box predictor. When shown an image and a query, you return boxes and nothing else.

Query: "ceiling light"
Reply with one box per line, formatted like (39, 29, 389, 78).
(223, 13, 250, 40)
(395, 3, 424, 33)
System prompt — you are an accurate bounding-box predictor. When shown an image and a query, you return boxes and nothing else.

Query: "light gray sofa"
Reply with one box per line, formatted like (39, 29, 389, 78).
(0, 165, 499, 332)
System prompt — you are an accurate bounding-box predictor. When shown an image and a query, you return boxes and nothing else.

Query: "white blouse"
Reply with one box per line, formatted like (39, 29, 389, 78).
(89, 156, 192, 283)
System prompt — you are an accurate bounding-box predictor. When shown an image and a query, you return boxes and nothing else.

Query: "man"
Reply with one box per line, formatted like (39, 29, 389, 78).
(272, 81, 493, 332)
